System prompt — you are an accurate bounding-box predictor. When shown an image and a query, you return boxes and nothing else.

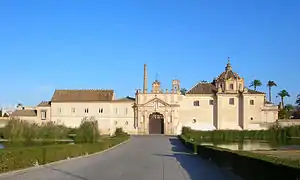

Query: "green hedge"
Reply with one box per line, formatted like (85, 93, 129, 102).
(0, 135, 129, 173)
(180, 135, 300, 180)
(182, 126, 300, 142)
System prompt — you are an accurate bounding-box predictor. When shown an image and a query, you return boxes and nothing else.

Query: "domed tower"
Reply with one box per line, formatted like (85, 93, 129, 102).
(215, 57, 244, 93)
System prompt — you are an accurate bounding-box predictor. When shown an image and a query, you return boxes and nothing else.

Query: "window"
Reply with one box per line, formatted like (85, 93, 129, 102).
(229, 98, 234, 105)
(193, 100, 200, 106)
(209, 100, 214, 105)
(99, 108, 103, 113)
(192, 118, 196, 123)
(85, 108, 89, 113)
(250, 117, 254, 120)
(125, 121, 128, 125)
(115, 108, 118, 114)
(250, 100, 254, 105)
(230, 83, 234, 90)
(58, 108, 61, 113)
(72, 108, 75, 113)
(41, 111, 46, 120)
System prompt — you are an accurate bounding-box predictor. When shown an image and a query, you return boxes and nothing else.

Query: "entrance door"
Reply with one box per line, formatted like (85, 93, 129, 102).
(149, 112, 164, 134)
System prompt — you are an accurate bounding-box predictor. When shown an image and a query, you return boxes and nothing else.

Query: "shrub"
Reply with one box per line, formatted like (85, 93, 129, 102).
(114, 128, 127, 136)
(181, 125, 300, 142)
(0, 135, 129, 173)
(2, 119, 73, 142)
(0, 128, 4, 139)
(38, 122, 70, 140)
(179, 135, 300, 179)
(75, 119, 100, 143)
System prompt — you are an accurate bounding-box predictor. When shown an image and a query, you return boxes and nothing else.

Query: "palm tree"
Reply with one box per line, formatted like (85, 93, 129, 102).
(296, 94, 300, 107)
(249, 79, 262, 91)
(267, 80, 277, 102)
(180, 88, 187, 95)
(277, 90, 290, 108)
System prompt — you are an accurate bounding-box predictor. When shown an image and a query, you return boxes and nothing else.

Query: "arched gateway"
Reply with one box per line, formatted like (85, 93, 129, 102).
(148, 112, 164, 134)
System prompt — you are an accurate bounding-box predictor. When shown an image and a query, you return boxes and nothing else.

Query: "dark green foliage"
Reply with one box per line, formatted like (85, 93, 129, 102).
(114, 128, 127, 136)
(75, 119, 100, 143)
(0, 135, 129, 173)
(179, 135, 300, 179)
(181, 126, 300, 143)
(278, 109, 288, 119)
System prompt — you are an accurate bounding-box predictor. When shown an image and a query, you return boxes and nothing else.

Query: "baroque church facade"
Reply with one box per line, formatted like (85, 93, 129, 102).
(11, 60, 278, 135)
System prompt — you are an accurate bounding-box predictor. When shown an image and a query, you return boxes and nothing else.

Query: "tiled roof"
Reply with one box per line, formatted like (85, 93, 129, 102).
(216, 70, 241, 81)
(247, 89, 265, 94)
(11, 110, 37, 117)
(113, 96, 135, 102)
(186, 82, 217, 94)
(37, 101, 51, 107)
(51, 90, 114, 102)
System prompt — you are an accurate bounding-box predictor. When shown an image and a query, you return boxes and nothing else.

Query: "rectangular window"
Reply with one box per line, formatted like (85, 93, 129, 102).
(193, 100, 200, 106)
(229, 98, 234, 105)
(72, 108, 75, 113)
(250, 100, 254, 105)
(41, 111, 46, 120)
(209, 100, 214, 105)
(230, 83, 234, 90)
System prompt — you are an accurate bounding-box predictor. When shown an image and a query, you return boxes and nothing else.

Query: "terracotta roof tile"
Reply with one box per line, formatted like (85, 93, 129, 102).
(216, 70, 241, 81)
(11, 110, 37, 117)
(51, 90, 114, 102)
(113, 96, 135, 102)
(37, 101, 51, 107)
(187, 82, 217, 94)
(247, 89, 265, 94)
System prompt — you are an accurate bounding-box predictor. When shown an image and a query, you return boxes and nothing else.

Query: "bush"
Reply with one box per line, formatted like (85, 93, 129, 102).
(2, 119, 73, 142)
(181, 125, 300, 142)
(0, 135, 129, 173)
(75, 119, 100, 143)
(179, 135, 300, 179)
(114, 128, 127, 136)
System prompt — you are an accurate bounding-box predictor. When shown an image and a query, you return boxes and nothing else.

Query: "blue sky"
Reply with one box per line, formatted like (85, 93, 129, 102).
(0, 0, 299, 107)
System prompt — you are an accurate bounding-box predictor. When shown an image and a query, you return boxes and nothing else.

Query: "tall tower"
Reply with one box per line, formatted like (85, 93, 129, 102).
(143, 64, 148, 93)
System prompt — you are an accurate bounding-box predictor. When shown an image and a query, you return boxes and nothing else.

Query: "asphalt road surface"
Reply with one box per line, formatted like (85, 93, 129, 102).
(0, 136, 242, 180)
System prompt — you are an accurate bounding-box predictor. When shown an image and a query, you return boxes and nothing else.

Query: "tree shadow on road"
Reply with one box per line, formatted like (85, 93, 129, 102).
(153, 137, 242, 180)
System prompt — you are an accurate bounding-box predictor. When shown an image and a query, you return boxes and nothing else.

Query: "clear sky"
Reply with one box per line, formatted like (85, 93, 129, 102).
(0, 0, 299, 107)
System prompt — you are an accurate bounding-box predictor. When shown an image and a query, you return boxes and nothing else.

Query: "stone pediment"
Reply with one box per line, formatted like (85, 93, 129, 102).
(142, 98, 170, 108)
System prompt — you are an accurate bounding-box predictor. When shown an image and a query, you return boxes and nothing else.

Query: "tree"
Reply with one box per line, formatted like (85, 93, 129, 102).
(267, 80, 277, 102)
(285, 104, 294, 112)
(277, 90, 290, 109)
(180, 88, 187, 95)
(296, 94, 300, 107)
(249, 79, 262, 91)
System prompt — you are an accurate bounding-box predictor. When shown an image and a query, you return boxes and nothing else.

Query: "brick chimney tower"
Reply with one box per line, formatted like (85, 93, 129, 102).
(143, 64, 148, 93)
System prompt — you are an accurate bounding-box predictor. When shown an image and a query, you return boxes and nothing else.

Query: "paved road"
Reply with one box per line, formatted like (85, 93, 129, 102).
(0, 136, 242, 180)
